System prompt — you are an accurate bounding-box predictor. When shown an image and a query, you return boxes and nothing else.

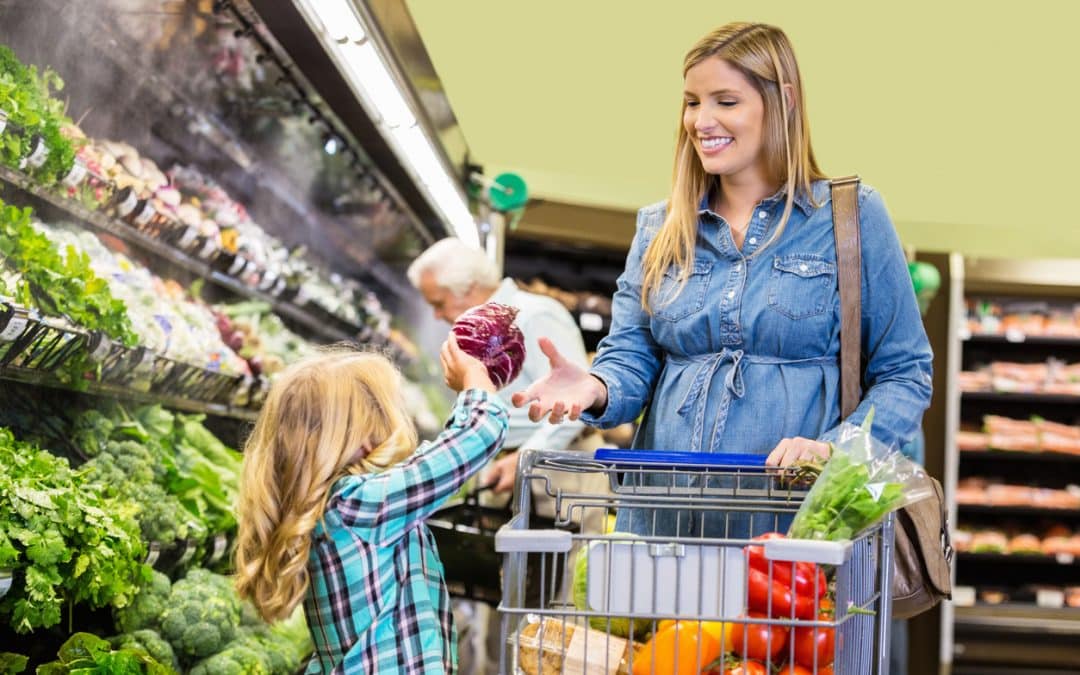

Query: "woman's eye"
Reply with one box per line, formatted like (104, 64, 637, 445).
(718, 100, 737, 107)
(685, 100, 699, 108)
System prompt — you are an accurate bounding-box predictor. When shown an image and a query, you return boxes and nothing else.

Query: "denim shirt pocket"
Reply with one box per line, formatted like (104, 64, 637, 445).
(767, 255, 836, 320)
(653, 260, 713, 322)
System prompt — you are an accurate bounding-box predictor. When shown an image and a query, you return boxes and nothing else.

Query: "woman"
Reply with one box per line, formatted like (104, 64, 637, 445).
(512, 22, 932, 537)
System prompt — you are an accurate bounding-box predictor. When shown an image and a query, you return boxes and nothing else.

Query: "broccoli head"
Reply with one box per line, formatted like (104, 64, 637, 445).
(159, 569, 241, 662)
(188, 642, 270, 675)
(114, 569, 172, 633)
(112, 628, 180, 673)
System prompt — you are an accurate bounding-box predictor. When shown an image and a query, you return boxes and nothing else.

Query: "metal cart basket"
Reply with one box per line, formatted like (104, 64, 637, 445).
(495, 449, 896, 675)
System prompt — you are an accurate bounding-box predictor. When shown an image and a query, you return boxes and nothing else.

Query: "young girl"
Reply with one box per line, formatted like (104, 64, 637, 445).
(234, 339, 508, 674)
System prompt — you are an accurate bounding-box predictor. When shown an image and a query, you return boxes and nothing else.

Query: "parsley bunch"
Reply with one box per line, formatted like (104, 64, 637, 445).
(0, 45, 76, 183)
(0, 200, 138, 347)
(0, 428, 149, 634)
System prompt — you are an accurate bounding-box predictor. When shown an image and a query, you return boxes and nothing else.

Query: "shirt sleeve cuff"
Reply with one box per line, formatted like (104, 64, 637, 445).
(454, 388, 509, 423)
(578, 369, 624, 428)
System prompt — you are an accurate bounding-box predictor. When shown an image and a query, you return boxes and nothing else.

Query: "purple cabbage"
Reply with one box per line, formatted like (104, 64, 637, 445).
(451, 302, 526, 389)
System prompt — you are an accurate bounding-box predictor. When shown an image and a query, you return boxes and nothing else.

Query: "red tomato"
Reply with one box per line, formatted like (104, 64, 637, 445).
(777, 664, 815, 675)
(729, 613, 789, 661)
(702, 661, 768, 675)
(792, 618, 836, 668)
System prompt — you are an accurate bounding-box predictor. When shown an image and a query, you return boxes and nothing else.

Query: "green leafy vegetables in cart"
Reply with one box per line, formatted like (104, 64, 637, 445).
(787, 449, 906, 541)
(788, 411, 929, 542)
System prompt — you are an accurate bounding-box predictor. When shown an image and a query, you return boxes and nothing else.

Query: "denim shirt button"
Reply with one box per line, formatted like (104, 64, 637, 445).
(748, 237, 758, 245)
(727, 291, 735, 299)
(734, 263, 742, 272)
(758, 211, 767, 219)
(799, 263, 809, 272)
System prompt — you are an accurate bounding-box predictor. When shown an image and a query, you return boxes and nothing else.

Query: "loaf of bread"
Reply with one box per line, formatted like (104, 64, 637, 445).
(517, 616, 635, 675)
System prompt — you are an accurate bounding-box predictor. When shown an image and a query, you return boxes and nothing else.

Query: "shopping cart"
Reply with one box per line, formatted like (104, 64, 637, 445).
(495, 449, 895, 675)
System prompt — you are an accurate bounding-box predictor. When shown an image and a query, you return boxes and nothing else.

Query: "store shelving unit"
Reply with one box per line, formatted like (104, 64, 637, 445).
(0, 163, 363, 344)
(934, 256, 1080, 674)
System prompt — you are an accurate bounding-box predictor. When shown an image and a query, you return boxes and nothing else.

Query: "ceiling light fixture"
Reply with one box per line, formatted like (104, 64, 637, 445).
(293, 0, 479, 248)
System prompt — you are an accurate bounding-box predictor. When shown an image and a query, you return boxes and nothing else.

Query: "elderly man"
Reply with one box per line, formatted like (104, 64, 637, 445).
(408, 236, 592, 493)
(408, 237, 600, 675)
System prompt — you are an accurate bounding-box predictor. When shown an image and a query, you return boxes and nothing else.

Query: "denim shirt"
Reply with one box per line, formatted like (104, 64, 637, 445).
(584, 180, 933, 462)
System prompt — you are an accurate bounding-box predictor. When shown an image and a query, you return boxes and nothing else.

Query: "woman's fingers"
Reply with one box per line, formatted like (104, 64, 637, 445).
(537, 337, 564, 367)
(548, 401, 566, 425)
(767, 437, 829, 467)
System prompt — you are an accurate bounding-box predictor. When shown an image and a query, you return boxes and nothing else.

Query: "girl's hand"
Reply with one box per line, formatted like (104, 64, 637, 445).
(766, 437, 830, 467)
(511, 337, 608, 424)
(441, 335, 495, 393)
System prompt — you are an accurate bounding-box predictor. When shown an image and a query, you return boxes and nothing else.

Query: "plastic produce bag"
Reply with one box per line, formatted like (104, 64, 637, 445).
(788, 415, 934, 541)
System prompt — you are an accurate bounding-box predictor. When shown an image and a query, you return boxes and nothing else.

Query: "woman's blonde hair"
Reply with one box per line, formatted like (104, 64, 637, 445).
(234, 348, 418, 622)
(641, 22, 826, 312)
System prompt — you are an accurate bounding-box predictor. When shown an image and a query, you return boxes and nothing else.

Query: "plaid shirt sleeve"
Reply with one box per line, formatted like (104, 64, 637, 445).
(330, 389, 509, 545)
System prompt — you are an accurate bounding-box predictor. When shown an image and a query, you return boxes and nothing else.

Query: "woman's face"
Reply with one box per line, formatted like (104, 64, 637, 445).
(682, 56, 768, 184)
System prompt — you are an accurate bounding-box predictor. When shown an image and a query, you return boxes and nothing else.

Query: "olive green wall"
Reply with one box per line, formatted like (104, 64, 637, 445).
(407, 0, 1080, 258)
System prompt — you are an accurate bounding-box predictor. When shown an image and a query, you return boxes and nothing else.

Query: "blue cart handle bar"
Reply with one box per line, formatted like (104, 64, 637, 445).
(593, 449, 768, 470)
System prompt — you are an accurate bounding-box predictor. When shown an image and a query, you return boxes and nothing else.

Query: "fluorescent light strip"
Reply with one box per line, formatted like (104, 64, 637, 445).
(306, 0, 365, 43)
(293, 0, 479, 248)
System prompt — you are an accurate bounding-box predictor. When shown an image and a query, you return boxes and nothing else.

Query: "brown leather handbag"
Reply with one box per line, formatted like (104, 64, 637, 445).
(830, 176, 953, 620)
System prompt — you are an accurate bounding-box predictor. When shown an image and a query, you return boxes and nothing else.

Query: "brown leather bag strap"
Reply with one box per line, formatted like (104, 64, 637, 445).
(831, 176, 862, 419)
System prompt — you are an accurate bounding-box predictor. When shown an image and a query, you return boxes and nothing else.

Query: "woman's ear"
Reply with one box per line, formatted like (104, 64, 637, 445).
(782, 83, 797, 112)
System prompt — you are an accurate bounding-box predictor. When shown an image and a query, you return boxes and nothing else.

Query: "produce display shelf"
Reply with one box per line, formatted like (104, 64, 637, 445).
(0, 367, 259, 422)
(0, 164, 364, 344)
(0, 302, 261, 422)
(961, 390, 1080, 406)
(957, 551, 1079, 567)
(954, 604, 1080, 635)
(958, 448, 1080, 463)
(957, 504, 1080, 519)
(963, 332, 1080, 348)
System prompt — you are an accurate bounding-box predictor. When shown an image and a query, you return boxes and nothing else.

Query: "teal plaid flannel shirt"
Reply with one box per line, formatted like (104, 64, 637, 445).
(303, 389, 509, 674)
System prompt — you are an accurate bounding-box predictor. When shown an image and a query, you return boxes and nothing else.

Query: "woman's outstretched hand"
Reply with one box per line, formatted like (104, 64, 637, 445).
(511, 337, 607, 424)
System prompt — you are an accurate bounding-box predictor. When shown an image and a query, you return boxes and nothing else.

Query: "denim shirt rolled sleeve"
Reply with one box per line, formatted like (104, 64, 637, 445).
(582, 202, 667, 428)
(827, 187, 934, 449)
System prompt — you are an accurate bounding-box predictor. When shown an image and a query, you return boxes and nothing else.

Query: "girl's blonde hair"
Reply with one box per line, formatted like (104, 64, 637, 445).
(234, 348, 417, 622)
(641, 22, 827, 312)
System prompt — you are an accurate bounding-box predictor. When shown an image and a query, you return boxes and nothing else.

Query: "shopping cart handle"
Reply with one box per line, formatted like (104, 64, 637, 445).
(593, 449, 768, 470)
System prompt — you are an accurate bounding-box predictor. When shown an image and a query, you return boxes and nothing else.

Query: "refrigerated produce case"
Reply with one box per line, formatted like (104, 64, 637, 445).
(0, 0, 464, 670)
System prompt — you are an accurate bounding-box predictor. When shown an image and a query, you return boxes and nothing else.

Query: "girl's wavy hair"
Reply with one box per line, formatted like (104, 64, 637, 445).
(234, 346, 417, 621)
(642, 22, 826, 312)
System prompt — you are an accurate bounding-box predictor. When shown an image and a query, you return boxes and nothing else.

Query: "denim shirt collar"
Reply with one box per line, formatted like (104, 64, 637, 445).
(697, 180, 822, 218)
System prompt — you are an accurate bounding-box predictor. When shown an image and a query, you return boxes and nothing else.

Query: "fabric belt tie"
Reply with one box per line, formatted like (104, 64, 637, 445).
(674, 349, 833, 452)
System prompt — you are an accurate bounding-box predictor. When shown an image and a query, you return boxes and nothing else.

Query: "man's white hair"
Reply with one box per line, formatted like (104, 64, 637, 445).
(407, 237, 501, 296)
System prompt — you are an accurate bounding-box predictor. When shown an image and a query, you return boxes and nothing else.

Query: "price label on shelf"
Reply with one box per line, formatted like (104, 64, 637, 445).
(207, 534, 228, 565)
(578, 312, 604, 332)
(952, 586, 976, 607)
(0, 316, 28, 342)
(1036, 589, 1065, 608)
(62, 160, 88, 187)
(1004, 328, 1026, 343)
(0, 569, 11, 599)
(1056, 553, 1075, 565)
(197, 238, 218, 260)
(136, 349, 156, 373)
(25, 139, 49, 169)
(957, 326, 972, 341)
(258, 271, 278, 292)
(177, 540, 197, 567)
(89, 335, 112, 362)
(227, 256, 247, 276)
(177, 226, 199, 250)
(144, 542, 161, 567)
(0, 109, 8, 135)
